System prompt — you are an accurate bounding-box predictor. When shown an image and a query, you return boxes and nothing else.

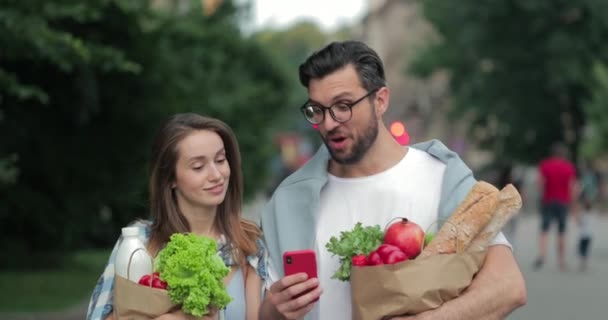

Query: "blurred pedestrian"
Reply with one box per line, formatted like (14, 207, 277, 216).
(534, 142, 577, 271)
(575, 200, 595, 272)
(575, 160, 600, 272)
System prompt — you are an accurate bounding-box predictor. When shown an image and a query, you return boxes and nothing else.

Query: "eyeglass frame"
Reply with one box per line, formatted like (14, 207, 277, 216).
(299, 88, 380, 125)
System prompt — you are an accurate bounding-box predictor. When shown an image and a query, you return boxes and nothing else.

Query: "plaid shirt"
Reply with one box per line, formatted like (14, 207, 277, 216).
(86, 220, 269, 320)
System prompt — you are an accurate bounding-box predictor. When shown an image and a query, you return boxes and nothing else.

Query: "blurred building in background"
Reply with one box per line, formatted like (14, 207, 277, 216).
(353, 0, 492, 171)
(350, 0, 608, 213)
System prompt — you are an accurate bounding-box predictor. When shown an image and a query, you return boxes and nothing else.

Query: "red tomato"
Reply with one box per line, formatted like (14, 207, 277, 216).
(351, 254, 368, 267)
(376, 244, 402, 261)
(152, 278, 168, 289)
(152, 271, 160, 279)
(368, 250, 384, 265)
(138, 274, 152, 286)
(385, 250, 408, 265)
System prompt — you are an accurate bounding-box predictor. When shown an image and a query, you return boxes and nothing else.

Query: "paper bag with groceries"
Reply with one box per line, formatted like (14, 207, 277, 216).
(327, 181, 523, 320)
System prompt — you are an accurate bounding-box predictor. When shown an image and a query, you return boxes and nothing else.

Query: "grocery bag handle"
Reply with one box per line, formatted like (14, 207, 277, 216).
(127, 247, 154, 287)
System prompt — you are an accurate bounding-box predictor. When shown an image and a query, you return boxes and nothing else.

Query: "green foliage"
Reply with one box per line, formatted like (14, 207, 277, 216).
(0, 0, 290, 261)
(252, 21, 344, 145)
(411, 0, 608, 163)
(0, 154, 19, 187)
(156, 233, 231, 317)
(0, 249, 110, 312)
(581, 62, 608, 158)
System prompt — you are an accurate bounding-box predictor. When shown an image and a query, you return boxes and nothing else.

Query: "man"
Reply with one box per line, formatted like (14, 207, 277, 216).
(259, 41, 527, 320)
(535, 142, 577, 271)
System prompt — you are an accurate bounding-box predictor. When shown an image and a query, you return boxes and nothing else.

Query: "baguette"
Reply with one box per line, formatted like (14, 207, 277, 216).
(466, 184, 522, 252)
(419, 181, 499, 258)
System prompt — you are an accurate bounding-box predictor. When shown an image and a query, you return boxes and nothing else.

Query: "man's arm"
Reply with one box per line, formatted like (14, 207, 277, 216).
(396, 245, 527, 320)
(259, 291, 289, 320)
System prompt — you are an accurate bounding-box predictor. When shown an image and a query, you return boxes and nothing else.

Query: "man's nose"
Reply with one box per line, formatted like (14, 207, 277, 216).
(321, 110, 340, 131)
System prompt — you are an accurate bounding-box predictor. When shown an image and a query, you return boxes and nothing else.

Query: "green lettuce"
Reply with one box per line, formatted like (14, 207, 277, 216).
(155, 233, 231, 317)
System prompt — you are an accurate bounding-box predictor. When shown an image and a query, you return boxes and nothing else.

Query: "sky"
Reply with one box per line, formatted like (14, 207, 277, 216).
(252, 0, 368, 31)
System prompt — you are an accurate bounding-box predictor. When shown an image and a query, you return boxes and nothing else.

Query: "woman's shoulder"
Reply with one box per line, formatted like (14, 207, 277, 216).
(246, 237, 269, 280)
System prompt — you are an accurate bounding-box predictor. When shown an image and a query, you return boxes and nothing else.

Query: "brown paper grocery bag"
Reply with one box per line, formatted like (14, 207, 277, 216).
(113, 275, 177, 320)
(350, 251, 486, 320)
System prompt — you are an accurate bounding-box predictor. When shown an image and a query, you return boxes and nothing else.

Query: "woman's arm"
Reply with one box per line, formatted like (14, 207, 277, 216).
(245, 265, 263, 320)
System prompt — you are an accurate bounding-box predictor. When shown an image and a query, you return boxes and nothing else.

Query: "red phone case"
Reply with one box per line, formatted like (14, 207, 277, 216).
(283, 249, 318, 278)
(283, 249, 319, 301)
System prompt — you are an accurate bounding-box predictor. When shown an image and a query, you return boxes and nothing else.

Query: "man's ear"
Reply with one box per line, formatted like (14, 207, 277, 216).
(375, 87, 390, 115)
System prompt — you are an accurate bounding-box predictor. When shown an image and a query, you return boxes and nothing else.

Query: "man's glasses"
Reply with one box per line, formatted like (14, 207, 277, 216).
(300, 88, 379, 125)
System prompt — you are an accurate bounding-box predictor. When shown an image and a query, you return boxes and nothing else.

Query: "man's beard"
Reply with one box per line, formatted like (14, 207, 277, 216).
(324, 112, 379, 165)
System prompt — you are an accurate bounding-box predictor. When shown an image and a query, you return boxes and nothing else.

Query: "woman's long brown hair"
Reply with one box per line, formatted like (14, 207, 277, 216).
(147, 113, 260, 265)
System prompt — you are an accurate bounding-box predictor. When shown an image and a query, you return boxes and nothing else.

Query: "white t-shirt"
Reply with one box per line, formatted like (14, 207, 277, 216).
(267, 148, 510, 320)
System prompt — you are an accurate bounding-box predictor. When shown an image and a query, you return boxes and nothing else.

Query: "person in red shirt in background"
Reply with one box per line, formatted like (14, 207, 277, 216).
(535, 142, 577, 271)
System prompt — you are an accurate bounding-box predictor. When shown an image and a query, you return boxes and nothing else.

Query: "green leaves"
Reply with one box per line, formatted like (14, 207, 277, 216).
(582, 62, 608, 157)
(156, 233, 231, 317)
(0, 0, 291, 262)
(325, 223, 384, 281)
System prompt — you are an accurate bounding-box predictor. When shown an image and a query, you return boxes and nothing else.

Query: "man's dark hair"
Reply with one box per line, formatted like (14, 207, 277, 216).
(298, 41, 386, 91)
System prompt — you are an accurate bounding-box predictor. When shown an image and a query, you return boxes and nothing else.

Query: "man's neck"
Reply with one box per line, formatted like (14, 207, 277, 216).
(329, 129, 407, 178)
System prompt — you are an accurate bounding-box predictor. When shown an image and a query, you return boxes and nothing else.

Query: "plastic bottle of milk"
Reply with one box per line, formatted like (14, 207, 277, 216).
(114, 227, 153, 282)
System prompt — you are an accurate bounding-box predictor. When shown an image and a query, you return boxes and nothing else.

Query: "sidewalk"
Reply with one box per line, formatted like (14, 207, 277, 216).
(508, 212, 607, 320)
(1, 301, 88, 320)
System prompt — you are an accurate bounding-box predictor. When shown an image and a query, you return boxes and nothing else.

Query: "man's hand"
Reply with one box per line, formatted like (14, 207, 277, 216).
(395, 245, 526, 320)
(267, 272, 322, 319)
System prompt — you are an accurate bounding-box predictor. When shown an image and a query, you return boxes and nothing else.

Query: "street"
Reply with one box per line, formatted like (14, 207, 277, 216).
(508, 212, 607, 320)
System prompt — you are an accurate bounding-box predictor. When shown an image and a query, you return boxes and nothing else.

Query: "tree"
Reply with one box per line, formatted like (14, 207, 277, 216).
(411, 0, 608, 163)
(581, 62, 608, 158)
(252, 21, 354, 144)
(0, 0, 290, 264)
(252, 21, 330, 132)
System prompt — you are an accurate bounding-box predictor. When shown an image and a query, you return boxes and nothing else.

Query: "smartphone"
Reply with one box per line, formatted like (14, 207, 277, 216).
(283, 249, 319, 301)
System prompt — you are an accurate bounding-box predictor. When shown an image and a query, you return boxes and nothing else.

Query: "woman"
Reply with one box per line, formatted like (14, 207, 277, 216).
(86, 113, 268, 320)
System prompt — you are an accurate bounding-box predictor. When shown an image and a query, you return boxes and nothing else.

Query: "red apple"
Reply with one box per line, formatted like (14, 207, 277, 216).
(384, 218, 425, 259)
